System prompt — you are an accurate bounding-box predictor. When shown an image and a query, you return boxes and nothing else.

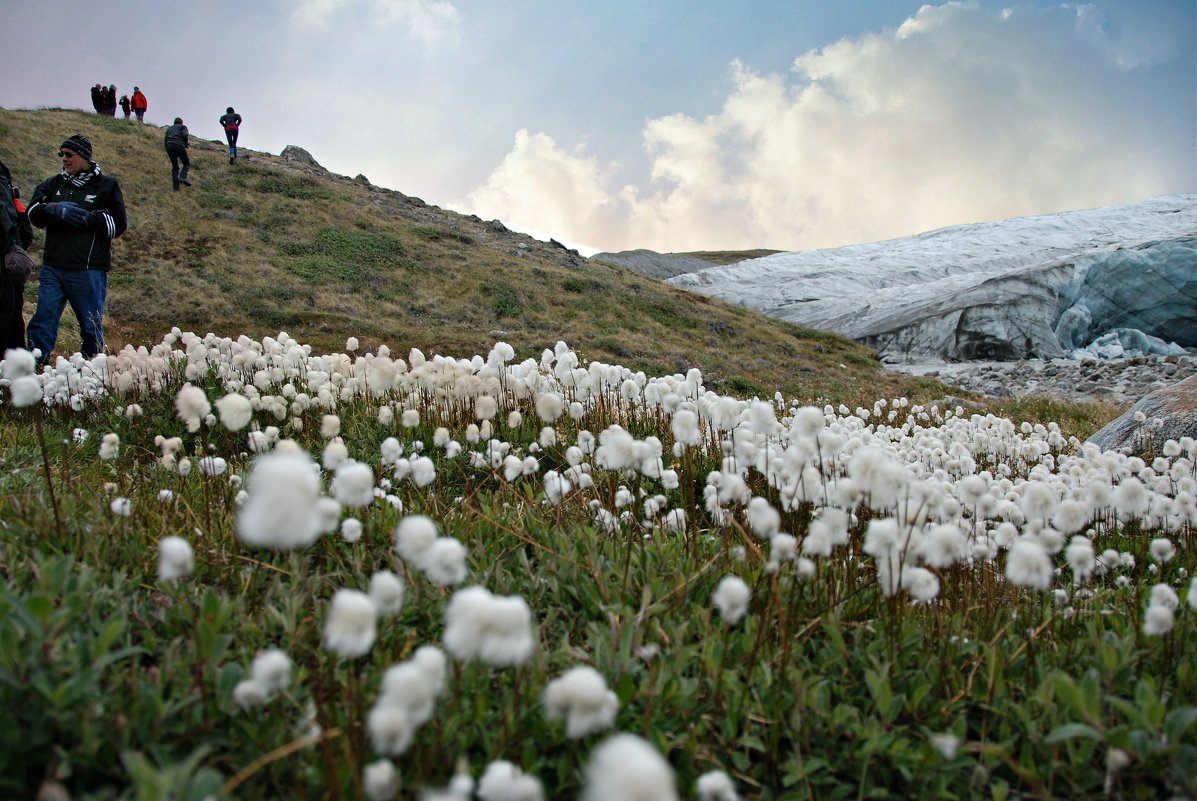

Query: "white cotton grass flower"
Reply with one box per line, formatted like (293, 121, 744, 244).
(902, 567, 940, 602)
(370, 570, 405, 616)
(335, 461, 377, 508)
(1114, 477, 1150, 520)
(476, 395, 498, 421)
(535, 391, 564, 423)
(321, 414, 341, 439)
(157, 536, 194, 582)
(745, 497, 781, 539)
(377, 663, 441, 728)
(198, 456, 227, 476)
(346, 336, 359, 351)
(363, 759, 400, 801)
(110, 497, 132, 517)
(323, 440, 349, 471)
(215, 392, 253, 431)
(250, 648, 294, 695)
(9, 375, 42, 407)
(341, 517, 363, 543)
(2, 347, 36, 378)
(477, 760, 544, 801)
(367, 704, 414, 756)
(443, 586, 534, 666)
(582, 733, 678, 801)
(323, 589, 379, 659)
(695, 770, 739, 801)
(175, 383, 210, 433)
(99, 432, 120, 461)
(1149, 583, 1180, 611)
(543, 470, 572, 505)
(238, 451, 324, 550)
(921, 523, 967, 569)
(1052, 499, 1090, 534)
(395, 515, 439, 564)
(233, 678, 269, 709)
(1149, 538, 1176, 564)
(410, 455, 436, 487)
(1005, 538, 1054, 591)
(1143, 604, 1174, 636)
(420, 537, 469, 586)
(402, 408, 420, 428)
(543, 665, 619, 739)
(1065, 536, 1097, 584)
(712, 576, 751, 626)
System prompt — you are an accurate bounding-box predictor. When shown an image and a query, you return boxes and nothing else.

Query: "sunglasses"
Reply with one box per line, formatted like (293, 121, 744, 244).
(58, 151, 79, 159)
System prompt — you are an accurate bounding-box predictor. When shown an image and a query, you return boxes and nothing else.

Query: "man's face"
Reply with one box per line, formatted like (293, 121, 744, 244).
(58, 149, 88, 173)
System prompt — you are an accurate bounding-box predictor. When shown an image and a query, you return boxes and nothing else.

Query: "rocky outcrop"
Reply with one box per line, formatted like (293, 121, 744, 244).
(592, 249, 719, 279)
(1087, 373, 1197, 454)
(668, 195, 1197, 363)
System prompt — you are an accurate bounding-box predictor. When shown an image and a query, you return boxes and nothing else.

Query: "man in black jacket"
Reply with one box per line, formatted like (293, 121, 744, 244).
(25, 135, 127, 365)
(164, 117, 191, 190)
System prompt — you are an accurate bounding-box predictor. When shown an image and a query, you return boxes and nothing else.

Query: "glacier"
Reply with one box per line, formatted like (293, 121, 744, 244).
(666, 195, 1197, 363)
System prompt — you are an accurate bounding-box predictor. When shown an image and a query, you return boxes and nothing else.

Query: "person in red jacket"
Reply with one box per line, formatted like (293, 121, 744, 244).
(130, 87, 148, 123)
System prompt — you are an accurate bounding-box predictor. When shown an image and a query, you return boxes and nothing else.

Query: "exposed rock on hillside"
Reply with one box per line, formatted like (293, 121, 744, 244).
(1087, 373, 1197, 454)
(668, 195, 1197, 363)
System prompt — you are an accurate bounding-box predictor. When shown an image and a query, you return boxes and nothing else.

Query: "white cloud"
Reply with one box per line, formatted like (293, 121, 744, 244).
(292, 0, 460, 44)
(462, 1, 1194, 253)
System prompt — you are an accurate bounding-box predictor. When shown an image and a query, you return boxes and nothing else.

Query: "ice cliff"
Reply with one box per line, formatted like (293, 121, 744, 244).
(666, 195, 1197, 362)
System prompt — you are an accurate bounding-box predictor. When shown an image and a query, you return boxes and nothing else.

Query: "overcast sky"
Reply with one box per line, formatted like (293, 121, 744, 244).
(2, 0, 1193, 255)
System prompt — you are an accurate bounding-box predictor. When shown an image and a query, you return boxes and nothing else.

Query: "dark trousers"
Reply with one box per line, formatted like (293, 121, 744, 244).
(225, 128, 239, 159)
(166, 145, 190, 187)
(0, 270, 26, 354)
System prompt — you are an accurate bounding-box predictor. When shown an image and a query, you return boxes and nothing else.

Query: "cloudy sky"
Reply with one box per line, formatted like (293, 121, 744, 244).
(2, 0, 1193, 255)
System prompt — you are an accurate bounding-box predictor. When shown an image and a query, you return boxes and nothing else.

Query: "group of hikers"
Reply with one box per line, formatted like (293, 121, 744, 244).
(0, 96, 246, 367)
(91, 83, 147, 122)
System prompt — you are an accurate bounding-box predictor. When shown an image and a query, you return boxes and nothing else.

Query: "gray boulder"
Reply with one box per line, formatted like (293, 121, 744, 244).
(1087, 373, 1197, 454)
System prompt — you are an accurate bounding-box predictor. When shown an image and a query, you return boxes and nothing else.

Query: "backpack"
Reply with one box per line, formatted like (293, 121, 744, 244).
(0, 162, 36, 278)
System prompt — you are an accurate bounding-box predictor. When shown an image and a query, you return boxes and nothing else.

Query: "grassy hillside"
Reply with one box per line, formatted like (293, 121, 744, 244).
(1, 107, 940, 404)
(0, 107, 1126, 438)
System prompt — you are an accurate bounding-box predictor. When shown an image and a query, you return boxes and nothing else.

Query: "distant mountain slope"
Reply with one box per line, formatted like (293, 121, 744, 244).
(591, 248, 781, 278)
(0, 107, 943, 404)
(668, 196, 1197, 362)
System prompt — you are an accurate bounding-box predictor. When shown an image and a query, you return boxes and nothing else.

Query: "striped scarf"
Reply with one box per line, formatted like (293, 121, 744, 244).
(61, 162, 102, 187)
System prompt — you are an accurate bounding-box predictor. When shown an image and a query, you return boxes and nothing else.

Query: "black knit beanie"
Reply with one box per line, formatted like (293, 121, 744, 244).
(60, 134, 93, 161)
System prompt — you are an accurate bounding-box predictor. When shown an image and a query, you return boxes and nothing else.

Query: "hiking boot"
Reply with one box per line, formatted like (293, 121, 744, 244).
(180, 178, 192, 187)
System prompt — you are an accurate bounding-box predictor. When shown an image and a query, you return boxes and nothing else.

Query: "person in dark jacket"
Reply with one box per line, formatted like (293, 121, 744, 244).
(219, 106, 242, 164)
(0, 160, 35, 353)
(164, 117, 191, 190)
(119, 94, 131, 120)
(105, 85, 118, 116)
(90, 84, 103, 114)
(25, 135, 127, 364)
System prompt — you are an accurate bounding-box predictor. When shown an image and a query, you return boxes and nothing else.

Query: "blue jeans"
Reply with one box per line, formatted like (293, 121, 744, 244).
(225, 128, 239, 159)
(26, 265, 108, 362)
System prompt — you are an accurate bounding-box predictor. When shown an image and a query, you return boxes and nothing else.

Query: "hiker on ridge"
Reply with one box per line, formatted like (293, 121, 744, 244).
(130, 87, 148, 122)
(25, 135, 127, 365)
(219, 106, 242, 164)
(90, 84, 102, 114)
(118, 93, 131, 120)
(164, 117, 191, 190)
(105, 85, 118, 116)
